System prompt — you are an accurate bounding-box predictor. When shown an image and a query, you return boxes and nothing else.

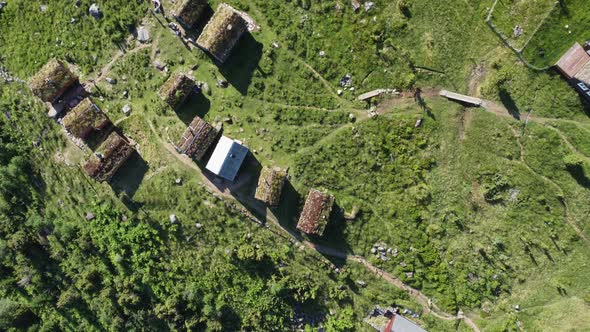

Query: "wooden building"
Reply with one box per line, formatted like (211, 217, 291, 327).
(62, 98, 111, 140)
(255, 167, 287, 206)
(173, 0, 208, 29)
(29, 59, 78, 103)
(296, 189, 334, 236)
(555, 43, 590, 100)
(159, 73, 195, 109)
(176, 116, 218, 161)
(84, 132, 134, 182)
(196, 3, 247, 63)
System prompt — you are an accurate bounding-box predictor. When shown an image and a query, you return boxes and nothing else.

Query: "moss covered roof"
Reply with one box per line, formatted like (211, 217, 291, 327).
(84, 132, 134, 182)
(62, 98, 111, 139)
(176, 116, 218, 161)
(196, 3, 247, 63)
(29, 59, 78, 102)
(296, 189, 334, 236)
(158, 73, 195, 109)
(174, 0, 208, 28)
(255, 167, 287, 206)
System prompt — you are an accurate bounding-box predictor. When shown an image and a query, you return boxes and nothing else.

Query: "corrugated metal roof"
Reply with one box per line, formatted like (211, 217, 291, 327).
(206, 136, 248, 181)
(392, 314, 427, 332)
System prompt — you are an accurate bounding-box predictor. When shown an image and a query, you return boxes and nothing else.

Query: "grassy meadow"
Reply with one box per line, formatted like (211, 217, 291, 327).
(1, 0, 590, 330)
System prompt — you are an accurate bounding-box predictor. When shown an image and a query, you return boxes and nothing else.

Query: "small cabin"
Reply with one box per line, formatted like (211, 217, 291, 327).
(205, 136, 249, 181)
(196, 3, 248, 63)
(255, 167, 287, 206)
(555, 43, 590, 100)
(173, 0, 208, 29)
(296, 189, 334, 236)
(62, 98, 111, 140)
(176, 116, 218, 161)
(158, 73, 195, 109)
(29, 59, 78, 103)
(83, 132, 134, 182)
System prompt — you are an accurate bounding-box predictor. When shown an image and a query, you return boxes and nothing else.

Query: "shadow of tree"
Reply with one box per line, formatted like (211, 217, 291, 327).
(218, 33, 263, 96)
(566, 164, 590, 189)
(498, 88, 521, 120)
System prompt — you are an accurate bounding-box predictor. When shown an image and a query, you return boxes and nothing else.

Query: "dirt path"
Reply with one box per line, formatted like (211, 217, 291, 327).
(510, 126, 590, 246)
(89, 43, 151, 85)
(146, 116, 481, 331)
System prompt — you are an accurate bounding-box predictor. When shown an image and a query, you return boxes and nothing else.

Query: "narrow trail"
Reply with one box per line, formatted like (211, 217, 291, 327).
(146, 117, 481, 332)
(89, 43, 151, 84)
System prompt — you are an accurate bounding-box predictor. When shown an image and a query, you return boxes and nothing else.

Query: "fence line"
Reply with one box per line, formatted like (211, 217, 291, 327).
(485, 0, 552, 72)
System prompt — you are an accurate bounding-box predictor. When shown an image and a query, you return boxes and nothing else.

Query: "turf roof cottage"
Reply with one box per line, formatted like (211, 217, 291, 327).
(173, 0, 208, 29)
(62, 98, 111, 140)
(297, 189, 335, 236)
(84, 132, 134, 182)
(255, 167, 287, 206)
(197, 3, 247, 63)
(159, 73, 196, 109)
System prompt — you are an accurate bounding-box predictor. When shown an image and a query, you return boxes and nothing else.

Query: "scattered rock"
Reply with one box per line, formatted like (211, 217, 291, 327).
(106, 77, 117, 84)
(121, 215, 128, 221)
(85, 212, 95, 221)
(216, 79, 228, 88)
(137, 26, 150, 43)
(337, 89, 343, 95)
(356, 280, 367, 287)
(89, 3, 102, 19)
(348, 113, 356, 122)
(319, 50, 326, 57)
(169, 214, 178, 224)
(175, 178, 182, 185)
(351, 0, 360, 11)
(339, 74, 352, 87)
(202, 82, 211, 95)
(40, 4, 48, 12)
(405, 272, 414, 278)
(415, 119, 423, 128)
(370, 247, 377, 254)
(122, 104, 131, 116)
(0, 2, 7, 11)
(195, 223, 203, 229)
(154, 60, 165, 71)
(272, 42, 280, 48)
(122, 90, 128, 98)
(364, 1, 375, 12)
(513, 25, 523, 38)
(223, 117, 233, 124)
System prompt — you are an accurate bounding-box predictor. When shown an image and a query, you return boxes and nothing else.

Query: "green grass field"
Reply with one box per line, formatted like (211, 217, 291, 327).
(521, 0, 590, 66)
(2, 0, 590, 330)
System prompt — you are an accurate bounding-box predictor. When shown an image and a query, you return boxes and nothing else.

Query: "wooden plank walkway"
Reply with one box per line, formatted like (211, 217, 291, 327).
(439, 90, 483, 106)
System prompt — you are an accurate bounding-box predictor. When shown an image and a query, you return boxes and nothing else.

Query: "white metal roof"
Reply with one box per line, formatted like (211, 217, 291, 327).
(392, 314, 427, 332)
(206, 136, 248, 181)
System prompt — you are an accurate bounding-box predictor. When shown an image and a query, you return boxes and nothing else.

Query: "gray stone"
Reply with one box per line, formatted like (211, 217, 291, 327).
(356, 280, 367, 287)
(106, 77, 116, 84)
(85, 212, 95, 221)
(137, 26, 150, 43)
(195, 223, 203, 229)
(169, 214, 178, 224)
(175, 178, 182, 185)
(89, 3, 102, 19)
